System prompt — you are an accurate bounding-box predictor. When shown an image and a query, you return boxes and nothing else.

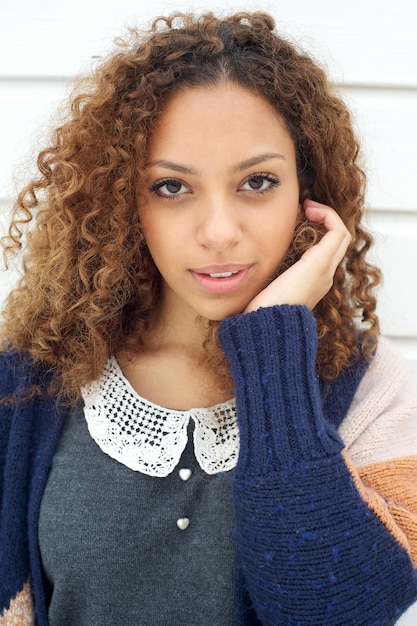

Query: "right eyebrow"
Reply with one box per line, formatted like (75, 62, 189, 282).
(144, 160, 197, 175)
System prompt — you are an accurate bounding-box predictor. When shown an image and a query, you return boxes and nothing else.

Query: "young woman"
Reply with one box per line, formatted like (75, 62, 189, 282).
(1, 11, 416, 626)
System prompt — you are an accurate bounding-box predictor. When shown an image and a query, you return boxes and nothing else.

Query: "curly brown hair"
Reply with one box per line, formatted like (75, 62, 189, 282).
(1, 11, 380, 399)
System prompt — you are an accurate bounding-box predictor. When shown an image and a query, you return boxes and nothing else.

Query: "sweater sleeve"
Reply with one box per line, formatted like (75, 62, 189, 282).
(219, 305, 417, 626)
(0, 352, 34, 622)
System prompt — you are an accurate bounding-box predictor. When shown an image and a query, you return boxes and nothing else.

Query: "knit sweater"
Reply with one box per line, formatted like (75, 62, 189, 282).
(1, 305, 417, 625)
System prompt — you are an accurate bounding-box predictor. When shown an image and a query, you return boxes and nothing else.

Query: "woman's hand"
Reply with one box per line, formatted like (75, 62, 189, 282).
(245, 199, 352, 313)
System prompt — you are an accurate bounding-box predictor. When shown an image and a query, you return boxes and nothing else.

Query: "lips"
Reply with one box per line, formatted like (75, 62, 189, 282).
(190, 265, 251, 294)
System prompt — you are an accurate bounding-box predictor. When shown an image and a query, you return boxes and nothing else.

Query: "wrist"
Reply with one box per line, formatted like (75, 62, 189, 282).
(220, 305, 343, 476)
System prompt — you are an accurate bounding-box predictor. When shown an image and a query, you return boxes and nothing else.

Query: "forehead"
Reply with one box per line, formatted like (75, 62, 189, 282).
(148, 83, 296, 161)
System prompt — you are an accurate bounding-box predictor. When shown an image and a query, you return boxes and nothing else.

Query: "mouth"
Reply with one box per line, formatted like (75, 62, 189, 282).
(190, 265, 251, 294)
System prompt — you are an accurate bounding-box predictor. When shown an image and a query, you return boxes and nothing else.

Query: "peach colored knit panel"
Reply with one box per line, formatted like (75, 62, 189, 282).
(0, 581, 34, 625)
(343, 451, 417, 567)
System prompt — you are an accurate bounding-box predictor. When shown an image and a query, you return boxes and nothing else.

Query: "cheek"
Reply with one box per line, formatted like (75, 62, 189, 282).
(139, 213, 163, 261)
(261, 209, 300, 269)
(139, 205, 162, 244)
(140, 214, 182, 270)
(269, 205, 300, 247)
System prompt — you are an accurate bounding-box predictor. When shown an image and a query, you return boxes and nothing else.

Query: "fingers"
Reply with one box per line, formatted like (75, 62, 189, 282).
(244, 199, 351, 313)
(302, 199, 351, 270)
(303, 199, 349, 237)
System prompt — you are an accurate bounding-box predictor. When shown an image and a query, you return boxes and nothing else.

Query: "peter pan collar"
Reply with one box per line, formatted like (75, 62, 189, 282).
(81, 357, 239, 477)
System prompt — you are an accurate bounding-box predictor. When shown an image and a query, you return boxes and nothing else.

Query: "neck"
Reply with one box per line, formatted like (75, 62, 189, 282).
(118, 306, 231, 410)
(144, 299, 215, 355)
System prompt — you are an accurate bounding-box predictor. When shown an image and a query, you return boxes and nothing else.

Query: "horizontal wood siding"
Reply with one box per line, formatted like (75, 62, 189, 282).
(0, 1, 416, 622)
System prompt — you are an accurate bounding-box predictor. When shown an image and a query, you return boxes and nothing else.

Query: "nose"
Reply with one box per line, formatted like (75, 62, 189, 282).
(195, 195, 243, 252)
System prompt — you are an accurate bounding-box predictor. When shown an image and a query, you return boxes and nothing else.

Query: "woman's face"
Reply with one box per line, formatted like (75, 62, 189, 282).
(140, 82, 301, 322)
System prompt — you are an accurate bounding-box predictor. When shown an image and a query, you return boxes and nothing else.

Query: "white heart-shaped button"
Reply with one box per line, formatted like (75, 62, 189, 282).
(176, 517, 190, 531)
(179, 468, 192, 481)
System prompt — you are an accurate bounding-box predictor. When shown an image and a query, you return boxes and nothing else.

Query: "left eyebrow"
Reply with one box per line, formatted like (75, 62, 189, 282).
(231, 152, 286, 173)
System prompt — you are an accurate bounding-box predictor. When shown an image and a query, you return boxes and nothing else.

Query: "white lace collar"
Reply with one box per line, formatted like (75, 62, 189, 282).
(81, 357, 239, 477)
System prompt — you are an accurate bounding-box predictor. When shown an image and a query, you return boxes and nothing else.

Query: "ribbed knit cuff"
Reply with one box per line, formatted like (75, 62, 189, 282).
(219, 305, 344, 477)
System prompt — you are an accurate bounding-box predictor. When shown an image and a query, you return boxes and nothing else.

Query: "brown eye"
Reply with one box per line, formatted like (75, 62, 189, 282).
(247, 176, 265, 190)
(149, 178, 190, 199)
(240, 173, 280, 194)
(166, 181, 183, 194)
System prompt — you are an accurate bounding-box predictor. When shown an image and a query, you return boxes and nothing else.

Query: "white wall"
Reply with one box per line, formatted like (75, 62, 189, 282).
(2, 0, 417, 377)
(1, 0, 417, 623)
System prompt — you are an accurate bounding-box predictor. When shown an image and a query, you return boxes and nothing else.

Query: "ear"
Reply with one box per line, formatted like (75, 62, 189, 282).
(296, 199, 306, 225)
(298, 188, 311, 223)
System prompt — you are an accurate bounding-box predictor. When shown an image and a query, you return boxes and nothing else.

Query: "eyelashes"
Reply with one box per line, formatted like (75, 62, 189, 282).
(149, 179, 191, 199)
(240, 173, 281, 193)
(148, 172, 281, 201)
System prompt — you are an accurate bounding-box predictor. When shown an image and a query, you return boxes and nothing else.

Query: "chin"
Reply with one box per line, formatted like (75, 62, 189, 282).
(197, 303, 246, 322)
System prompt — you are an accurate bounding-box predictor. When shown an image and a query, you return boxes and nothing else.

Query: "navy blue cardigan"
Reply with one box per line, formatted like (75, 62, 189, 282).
(1, 305, 417, 624)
